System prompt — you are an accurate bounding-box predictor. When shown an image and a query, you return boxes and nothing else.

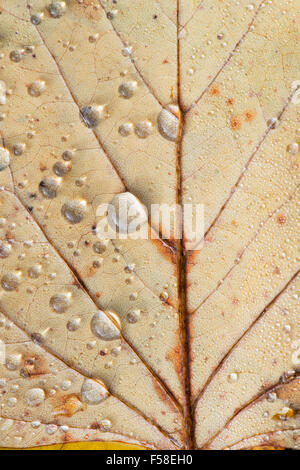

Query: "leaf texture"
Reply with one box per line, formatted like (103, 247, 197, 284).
(0, 0, 299, 450)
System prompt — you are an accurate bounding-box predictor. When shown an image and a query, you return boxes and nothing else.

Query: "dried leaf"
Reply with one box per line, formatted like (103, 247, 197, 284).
(0, 0, 299, 450)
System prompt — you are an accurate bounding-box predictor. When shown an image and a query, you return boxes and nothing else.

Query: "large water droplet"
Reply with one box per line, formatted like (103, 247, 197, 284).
(157, 104, 179, 142)
(50, 292, 71, 313)
(118, 81, 137, 99)
(61, 200, 87, 224)
(0, 242, 11, 258)
(5, 354, 22, 370)
(1, 272, 21, 291)
(28, 80, 46, 97)
(135, 120, 153, 138)
(81, 378, 108, 405)
(91, 310, 120, 341)
(48, 1, 66, 18)
(127, 309, 140, 323)
(24, 388, 45, 406)
(39, 177, 60, 199)
(80, 105, 104, 128)
(0, 147, 10, 171)
(108, 192, 147, 234)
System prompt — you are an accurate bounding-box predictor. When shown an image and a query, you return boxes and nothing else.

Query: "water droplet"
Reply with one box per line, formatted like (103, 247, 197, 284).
(5, 354, 22, 371)
(31, 13, 44, 25)
(0, 80, 6, 105)
(61, 199, 87, 224)
(100, 418, 112, 430)
(0, 147, 10, 171)
(93, 240, 108, 254)
(80, 105, 104, 128)
(81, 378, 108, 405)
(108, 192, 147, 234)
(107, 10, 118, 20)
(118, 122, 134, 137)
(135, 120, 153, 138)
(9, 49, 24, 62)
(28, 80, 46, 97)
(48, 1, 66, 18)
(24, 388, 45, 406)
(7, 397, 17, 407)
(157, 104, 179, 142)
(28, 265, 42, 278)
(39, 177, 61, 199)
(122, 46, 132, 57)
(267, 392, 277, 403)
(88, 34, 99, 43)
(46, 424, 58, 435)
(267, 117, 279, 129)
(287, 142, 299, 155)
(1, 272, 21, 291)
(53, 160, 71, 176)
(91, 310, 120, 341)
(127, 309, 140, 324)
(61, 380, 72, 391)
(227, 373, 238, 383)
(67, 317, 81, 331)
(118, 81, 137, 99)
(160, 291, 169, 301)
(13, 143, 26, 156)
(0, 242, 11, 258)
(31, 332, 45, 346)
(50, 292, 71, 313)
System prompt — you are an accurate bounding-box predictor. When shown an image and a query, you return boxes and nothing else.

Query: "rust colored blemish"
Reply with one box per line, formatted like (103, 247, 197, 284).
(226, 98, 234, 105)
(90, 422, 101, 430)
(5, 231, 15, 241)
(39, 163, 47, 171)
(72, 278, 81, 289)
(163, 58, 169, 64)
(20, 354, 49, 378)
(95, 292, 101, 298)
(63, 433, 73, 442)
(232, 297, 239, 305)
(231, 219, 238, 227)
(81, 264, 98, 278)
(209, 85, 220, 96)
(230, 117, 241, 130)
(276, 214, 286, 225)
(151, 236, 176, 266)
(244, 109, 257, 122)
(273, 266, 281, 275)
(52, 394, 85, 417)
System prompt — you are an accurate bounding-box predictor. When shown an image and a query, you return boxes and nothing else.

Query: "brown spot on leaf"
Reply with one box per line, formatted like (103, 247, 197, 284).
(52, 394, 85, 417)
(276, 214, 286, 225)
(244, 109, 257, 121)
(209, 85, 220, 96)
(230, 117, 241, 130)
